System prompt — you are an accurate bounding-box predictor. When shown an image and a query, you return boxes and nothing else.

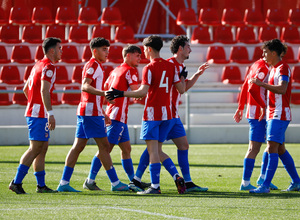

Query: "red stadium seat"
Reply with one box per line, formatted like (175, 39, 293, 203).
(11, 45, 34, 64)
(214, 26, 236, 44)
(61, 45, 81, 63)
(291, 66, 300, 83)
(71, 65, 83, 84)
(107, 45, 123, 63)
(22, 25, 43, 43)
(243, 9, 266, 27)
(0, 66, 23, 85)
(61, 86, 81, 105)
(101, 7, 124, 41)
(78, 6, 99, 39)
(31, 6, 54, 39)
(82, 45, 92, 62)
(0, 24, 21, 43)
(92, 25, 111, 41)
(265, 8, 289, 27)
(12, 86, 27, 105)
(221, 66, 243, 84)
(280, 26, 300, 44)
(45, 24, 67, 43)
(0, 46, 10, 64)
(282, 46, 298, 64)
(35, 45, 44, 62)
(229, 46, 251, 64)
(191, 26, 213, 44)
(291, 86, 300, 104)
(23, 65, 34, 82)
(0, 7, 8, 25)
(288, 8, 300, 26)
(258, 26, 278, 42)
(199, 8, 221, 27)
(68, 25, 89, 43)
(252, 46, 263, 61)
(9, 6, 31, 40)
(55, 6, 78, 41)
(221, 8, 244, 26)
(55, 66, 71, 84)
(176, 8, 198, 39)
(114, 25, 138, 43)
(0, 86, 12, 105)
(236, 26, 258, 44)
(206, 46, 229, 64)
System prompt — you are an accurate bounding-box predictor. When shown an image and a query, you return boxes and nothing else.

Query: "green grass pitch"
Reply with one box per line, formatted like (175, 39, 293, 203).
(0, 144, 299, 219)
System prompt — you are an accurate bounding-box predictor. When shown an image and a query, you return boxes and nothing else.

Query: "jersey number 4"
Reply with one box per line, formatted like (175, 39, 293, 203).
(159, 71, 169, 93)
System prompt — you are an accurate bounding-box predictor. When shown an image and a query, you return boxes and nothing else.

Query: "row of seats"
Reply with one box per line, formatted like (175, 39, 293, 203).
(0, 44, 149, 64)
(0, 24, 137, 44)
(2, 43, 300, 66)
(191, 25, 300, 44)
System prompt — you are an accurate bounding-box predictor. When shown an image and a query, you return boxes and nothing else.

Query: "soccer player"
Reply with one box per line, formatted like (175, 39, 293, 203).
(9, 37, 62, 194)
(249, 39, 300, 193)
(83, 45, 149, 191)
(106, 35, 186, 194)
(129, 35, 209, 192)
(57, 37, 129, 192)
(234, 57, 278, 191)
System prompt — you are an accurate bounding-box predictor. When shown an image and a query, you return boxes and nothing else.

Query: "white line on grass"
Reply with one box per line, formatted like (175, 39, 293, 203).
(1, 206, 199, 220)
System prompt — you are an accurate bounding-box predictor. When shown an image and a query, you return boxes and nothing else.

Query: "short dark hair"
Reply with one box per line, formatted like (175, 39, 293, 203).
(170, 35, 189, 54)
(42, 37, 61, 54)
(142, 35, 163, 52)
(122, 45, 142, 58)
(90, 37, 110, 50)
(262, 38, 287, 57)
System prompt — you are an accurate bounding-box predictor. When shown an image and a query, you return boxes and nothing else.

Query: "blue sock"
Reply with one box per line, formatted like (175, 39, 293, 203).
(177, 149, 191, 182)
(14, 164, 29, 184)
(263, 153, 279, 188)
(135, 148, 149, 179)
(242, 158, 255, 181)
(106, 167, 119, 183)
(279, 150, 300, 183)
(34, 170, 46, 187)
(88, 156, 102, 180)
(122, 158, 134, 181)
(261, 152, 268, 175)
(61, 166, 74, 182)
(162, 158, 179, 180)
(149, 163, 161, 185)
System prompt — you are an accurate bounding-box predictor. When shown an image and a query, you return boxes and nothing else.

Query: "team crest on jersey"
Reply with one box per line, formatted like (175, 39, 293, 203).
(257, 72, 265, 80)
(132, 75, 138, 82)
(87, 67, 94, 75)
(46, 70, 53, 78)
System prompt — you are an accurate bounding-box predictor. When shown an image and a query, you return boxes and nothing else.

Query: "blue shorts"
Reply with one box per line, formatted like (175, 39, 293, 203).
(267, 119, 290, 144)
(107, 120, 130, 145)
(166, 118, 186, 140)
(26, 117, 50, 141)
(76, 116, 107, 139)
(247, 119, 266, 143)
(140, 120, 175, 142)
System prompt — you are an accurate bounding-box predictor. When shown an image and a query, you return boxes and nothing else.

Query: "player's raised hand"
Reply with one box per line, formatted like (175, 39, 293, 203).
(233, 109, 243, 123)
(105, 87, 124, 101)
(197, 62, 209, 75)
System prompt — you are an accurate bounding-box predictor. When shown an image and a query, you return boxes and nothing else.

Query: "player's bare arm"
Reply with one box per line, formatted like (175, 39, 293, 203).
(23, 80, 29, 99)
(41, 79, 55, 130)
(82, 77, 105, 96)
(185, 62, 209, 91)
(250, 78, 288, 94)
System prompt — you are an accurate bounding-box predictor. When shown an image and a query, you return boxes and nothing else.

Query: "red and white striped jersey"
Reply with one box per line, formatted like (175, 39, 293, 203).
(266, 61, 292, 121)
(167, 57, 185, 118)
(25, 58, 56, 118)
(105, 62, 139, 123)
(141, 58, 180, 121)
(238, 59, 269, 119)
(77, 58, 106, 116)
